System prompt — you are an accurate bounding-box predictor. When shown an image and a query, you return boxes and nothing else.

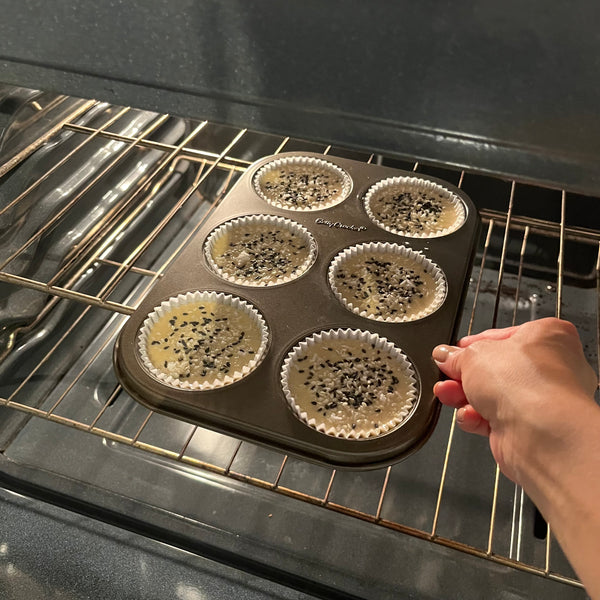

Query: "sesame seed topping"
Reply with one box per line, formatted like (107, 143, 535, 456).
(334, 250, 441, 320)
(258, 163, 346, 209)
(369, 185, 461, 235)
(145, 300, 263, 385)
(210, 220, 312, 285)
(288, 337, 414, 436)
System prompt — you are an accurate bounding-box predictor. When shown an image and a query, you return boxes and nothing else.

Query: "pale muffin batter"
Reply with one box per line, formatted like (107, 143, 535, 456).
(208, 220, 313, 285)
(285, 337, 415, 436)
(145, 300, 264, 385)
(256, 162, 347, 210)
(332, 251, 442, 321)
(368, 186, 464, 236)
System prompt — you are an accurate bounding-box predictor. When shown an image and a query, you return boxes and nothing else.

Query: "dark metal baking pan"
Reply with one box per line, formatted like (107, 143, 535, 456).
(114, 152, 480, 469)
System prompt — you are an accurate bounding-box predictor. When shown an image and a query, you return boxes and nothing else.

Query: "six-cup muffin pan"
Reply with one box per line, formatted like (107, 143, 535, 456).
(114, 152, 481, 469)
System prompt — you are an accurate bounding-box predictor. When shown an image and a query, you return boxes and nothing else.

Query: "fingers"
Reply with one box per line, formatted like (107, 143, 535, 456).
(432, 340, 490, 438)
(458, 325, 519, 347)
(432, 344, 463, 380)
(456, 405, 490, 437)
(433, 379, 468, 408)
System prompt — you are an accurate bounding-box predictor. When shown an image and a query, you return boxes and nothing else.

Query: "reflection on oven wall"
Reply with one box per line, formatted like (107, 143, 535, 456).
(0, 86, 595, 599)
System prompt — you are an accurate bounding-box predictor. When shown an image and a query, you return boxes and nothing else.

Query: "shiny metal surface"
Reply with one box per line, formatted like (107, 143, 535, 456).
(0, 86, 95, 179)
(0, 104, 193, 353)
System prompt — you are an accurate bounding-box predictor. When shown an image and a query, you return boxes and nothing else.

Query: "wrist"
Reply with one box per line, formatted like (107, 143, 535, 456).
(514, 393, 600, 518)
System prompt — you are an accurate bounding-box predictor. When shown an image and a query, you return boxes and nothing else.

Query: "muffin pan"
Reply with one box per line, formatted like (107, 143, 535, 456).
(114, 152, 480, 469)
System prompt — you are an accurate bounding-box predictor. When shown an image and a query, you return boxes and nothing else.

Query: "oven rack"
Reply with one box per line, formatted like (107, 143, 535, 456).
(1, 100, 598, 593)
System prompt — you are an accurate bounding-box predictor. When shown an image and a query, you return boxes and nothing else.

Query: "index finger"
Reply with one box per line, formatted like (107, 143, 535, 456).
(458, 325, 520, 348)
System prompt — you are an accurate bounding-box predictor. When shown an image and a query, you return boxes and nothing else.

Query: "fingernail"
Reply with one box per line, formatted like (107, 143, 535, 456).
(456, 406, 466, 424)
(432, 345, 457, 363)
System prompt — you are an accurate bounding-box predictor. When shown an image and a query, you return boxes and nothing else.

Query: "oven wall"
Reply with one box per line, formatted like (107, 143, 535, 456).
(1, 0, 600, 194)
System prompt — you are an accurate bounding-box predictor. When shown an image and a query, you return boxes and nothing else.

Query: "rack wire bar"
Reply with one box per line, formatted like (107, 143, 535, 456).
(272, 456, 288, 488)
(431, 219, 495, 539)
(375, 466, 392, 520)
(63, 122, 251, 171)
(224, 441, 243, 475)
(177, 426, 199, 461)
(46, 120, 209, 288)
(88, 385, 122, 431)
(0, 112, 593, 592)
(0, 114, 169, 272)
(0, 99, 97, 179)
(556, 191, 567, 320)
(0, 105, 131, 219)
(322, 470, 337, 505)
(0, 272, 135, 315)
(96, 259, 160, 278)
(543, 190, 568, 574)
(486, 182, 516, 556)
(101, 128, 247, 302)
(2, 149, 242, 405)
(480, 208, 600, 244)
(508, 227, 530, 562)
(0, 383, 584, 590)
(0, 120, 233, 315)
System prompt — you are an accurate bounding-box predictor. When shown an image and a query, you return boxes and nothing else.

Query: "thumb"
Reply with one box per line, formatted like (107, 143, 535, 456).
(432, 345, 464, 380)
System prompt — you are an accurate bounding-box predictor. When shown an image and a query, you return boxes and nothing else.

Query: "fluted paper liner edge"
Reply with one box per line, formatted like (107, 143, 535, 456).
(138, 291, 269, 390)
(204, 214, 318, 287)
(280, 328, 418, 440)
(253, 155, 352, 211)
(328, 242, 447, 323)
(364, 176, 466, 238)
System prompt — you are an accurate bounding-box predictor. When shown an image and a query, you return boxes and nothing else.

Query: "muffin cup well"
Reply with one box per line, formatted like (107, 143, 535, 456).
(204, 214, 317, 287)
(328, 242, 447, 323)
(138, 291, 269, 390)
(281, 328, 418, 440)
(364, 176, 466, 238)
(253, 156, 352, 211)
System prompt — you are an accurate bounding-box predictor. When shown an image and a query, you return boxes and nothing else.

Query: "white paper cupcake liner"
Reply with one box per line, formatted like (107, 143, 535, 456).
(280, 328, 418, 440)
(138, 291, 269, 390)
(363, 176, 466, 238)
(204, 214, 318, 287)
(253, 156, 352, 211)
(328, 242, 447, 323)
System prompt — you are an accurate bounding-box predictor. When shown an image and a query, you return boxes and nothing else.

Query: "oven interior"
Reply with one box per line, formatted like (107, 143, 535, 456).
(0, 88, 597, 599)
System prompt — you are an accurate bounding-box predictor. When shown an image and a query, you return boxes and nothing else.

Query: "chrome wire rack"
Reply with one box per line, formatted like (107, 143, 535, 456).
(1, 99, 599, 594)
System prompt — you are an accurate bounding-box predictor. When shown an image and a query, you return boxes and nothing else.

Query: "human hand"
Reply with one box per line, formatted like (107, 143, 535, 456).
(432, 318, 598, 486)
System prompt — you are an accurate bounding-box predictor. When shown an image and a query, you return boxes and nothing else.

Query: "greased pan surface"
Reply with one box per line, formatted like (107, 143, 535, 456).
(114, 152, 480, 469)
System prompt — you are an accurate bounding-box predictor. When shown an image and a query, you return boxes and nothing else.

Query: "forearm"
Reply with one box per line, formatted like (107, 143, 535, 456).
(517, 397, 600, 599)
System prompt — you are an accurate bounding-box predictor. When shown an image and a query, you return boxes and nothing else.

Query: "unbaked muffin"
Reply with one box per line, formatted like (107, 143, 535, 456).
(138, 291, 268, 390)
(204, 215, 317, 286)
(281, 329, 418, 439)
(253, 156, 351, 211)
(328, 242, 446, 322)
(364, 176, 465, 237)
